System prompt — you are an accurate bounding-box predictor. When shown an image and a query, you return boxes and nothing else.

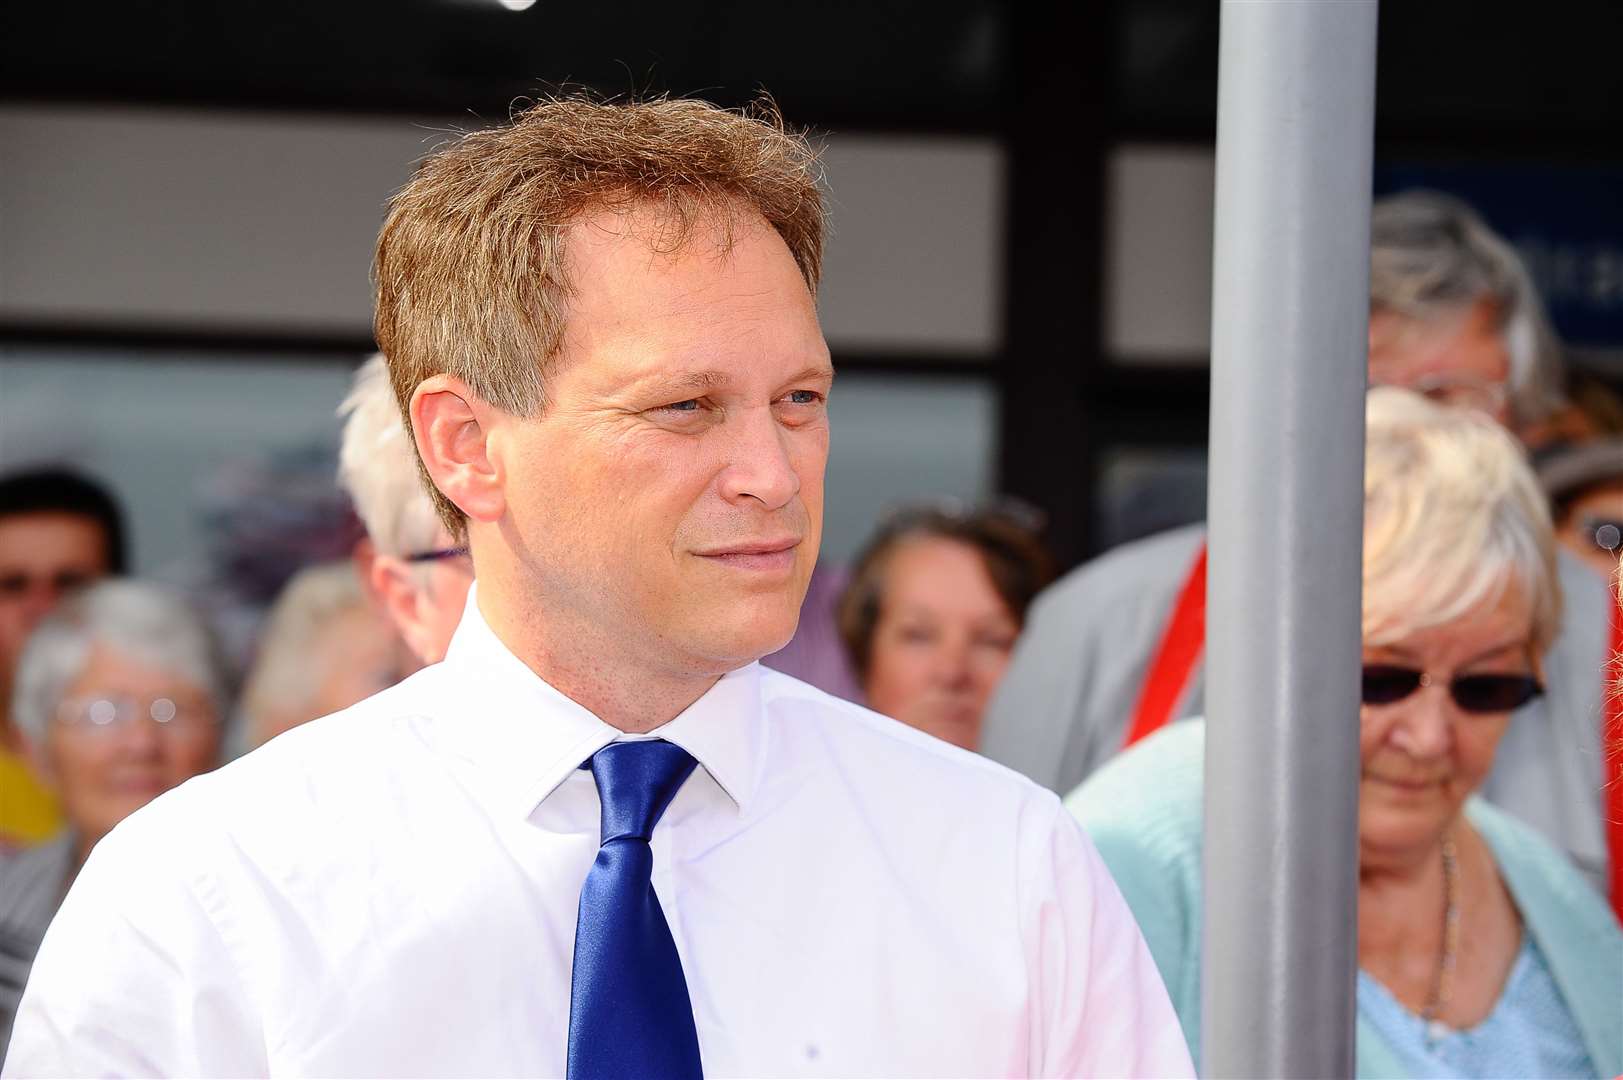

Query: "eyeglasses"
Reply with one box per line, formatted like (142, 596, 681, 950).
(0, 569, 96, 600)
(404, 547, 470, 565)
(1576, 517, 1623, 556)
(55, 695, 216, 734)
(1403, 372, 1509, 417)
(1361, 665, 1543, 714)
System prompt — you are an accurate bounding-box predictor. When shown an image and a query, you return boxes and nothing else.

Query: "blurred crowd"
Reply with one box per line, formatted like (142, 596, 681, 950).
(1, 190, 1620, 1074)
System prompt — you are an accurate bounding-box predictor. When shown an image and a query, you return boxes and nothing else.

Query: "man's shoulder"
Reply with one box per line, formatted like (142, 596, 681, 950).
(757, 668, 1063, 812)
(230, 668, 444, 777)
(1035, 523, 1207, 623)
(108, 669, 454, 861)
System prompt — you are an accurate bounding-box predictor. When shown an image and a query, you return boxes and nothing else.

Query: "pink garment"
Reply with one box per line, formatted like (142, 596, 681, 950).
(762, 563, 863, 703)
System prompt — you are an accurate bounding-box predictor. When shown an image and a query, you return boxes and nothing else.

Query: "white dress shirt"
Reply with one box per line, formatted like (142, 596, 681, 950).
(5, 588, 1192, 1078)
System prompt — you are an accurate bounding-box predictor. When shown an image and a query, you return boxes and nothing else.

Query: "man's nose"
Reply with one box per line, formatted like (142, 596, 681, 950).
(717, 408, 800, 510)
(20, 581, 63, 627)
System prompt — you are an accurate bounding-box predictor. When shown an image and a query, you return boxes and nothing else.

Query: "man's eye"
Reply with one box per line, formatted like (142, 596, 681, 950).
(785, 390, 822, 405)
(659, 399, 702, 413)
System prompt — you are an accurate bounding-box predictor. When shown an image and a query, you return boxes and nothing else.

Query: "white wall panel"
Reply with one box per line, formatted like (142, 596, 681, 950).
(0, 107, 1004, 355)
(1104, 144, 1216, 362)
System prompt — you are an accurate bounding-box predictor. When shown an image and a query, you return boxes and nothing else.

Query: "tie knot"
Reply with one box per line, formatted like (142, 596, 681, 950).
(587, 740, 698, 844)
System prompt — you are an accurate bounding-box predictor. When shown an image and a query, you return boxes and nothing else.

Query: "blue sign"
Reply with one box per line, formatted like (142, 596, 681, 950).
(1375, 163, 1623, 349)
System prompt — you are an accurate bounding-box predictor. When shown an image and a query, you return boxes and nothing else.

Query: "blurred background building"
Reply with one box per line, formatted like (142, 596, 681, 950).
(1, 0, 1620, 584)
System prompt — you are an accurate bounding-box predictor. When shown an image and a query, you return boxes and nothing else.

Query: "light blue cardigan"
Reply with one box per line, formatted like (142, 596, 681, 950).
(1065, 720, 1622, 1079)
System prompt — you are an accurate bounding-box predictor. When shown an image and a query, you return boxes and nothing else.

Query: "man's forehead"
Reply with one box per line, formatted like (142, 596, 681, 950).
(566, 199, 774, 272)
(1371, 304, 1508, 361)
(554, 202, 826, 391)
(0, 510, 106, 538)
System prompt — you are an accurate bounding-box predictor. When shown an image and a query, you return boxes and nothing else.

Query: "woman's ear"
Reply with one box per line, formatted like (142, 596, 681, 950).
(410, 375, 506, 526)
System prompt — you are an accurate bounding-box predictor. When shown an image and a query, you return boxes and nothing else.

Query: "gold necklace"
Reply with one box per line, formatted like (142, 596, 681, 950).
(1420, 832, 1460, 1040)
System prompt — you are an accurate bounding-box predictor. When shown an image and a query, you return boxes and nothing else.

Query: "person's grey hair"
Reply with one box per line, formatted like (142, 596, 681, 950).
(1371, 191, 1566, 428)
(337, 354, 442, 558)
(238, 560, 370, 746)
(11, 579, 228, 744)
(1363, 387, 1561, 656)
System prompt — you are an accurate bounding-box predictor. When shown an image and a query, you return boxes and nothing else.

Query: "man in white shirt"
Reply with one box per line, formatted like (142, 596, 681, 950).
(4, 96, 1192, 1078)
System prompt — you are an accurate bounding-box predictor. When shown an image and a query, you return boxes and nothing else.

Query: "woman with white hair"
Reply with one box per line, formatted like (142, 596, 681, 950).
(1068, 388, 1621, 1078)
(238, 559, 408, 751)
(0, 580, 226, 1056)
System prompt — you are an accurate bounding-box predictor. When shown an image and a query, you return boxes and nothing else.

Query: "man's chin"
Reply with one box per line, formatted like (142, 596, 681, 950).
(679, 611, 800, 672)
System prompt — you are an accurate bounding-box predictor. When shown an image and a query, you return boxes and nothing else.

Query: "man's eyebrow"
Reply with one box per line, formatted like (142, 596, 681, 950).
(628, 363, 834, 399)
(783, 363, 836, 386)
(631, 370, 729, 398)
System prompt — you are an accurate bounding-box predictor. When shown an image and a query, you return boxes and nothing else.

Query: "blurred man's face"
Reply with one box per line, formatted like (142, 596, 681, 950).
(364, 531, 473, 667)
(1556, 480, 1623, 581)
(0, 513, 112, 690)
(408, 545, 473, 664)
(1368, 300, 1513, 426)
(490, 205, 831, 677)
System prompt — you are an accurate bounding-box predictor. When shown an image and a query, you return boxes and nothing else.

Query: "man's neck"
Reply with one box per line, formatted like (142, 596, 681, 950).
(475, 581, 724, 734)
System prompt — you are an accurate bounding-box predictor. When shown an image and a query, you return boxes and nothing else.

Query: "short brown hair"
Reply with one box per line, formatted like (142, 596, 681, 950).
(374, 95, 826, 533)
(837, 503, 1057, 683)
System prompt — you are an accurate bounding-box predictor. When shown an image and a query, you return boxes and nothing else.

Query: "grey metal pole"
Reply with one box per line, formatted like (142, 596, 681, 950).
(1202, 2, 1378, 1078)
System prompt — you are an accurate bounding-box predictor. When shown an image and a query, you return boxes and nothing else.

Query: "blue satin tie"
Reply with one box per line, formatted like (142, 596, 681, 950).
(567, 740, 703, 1079)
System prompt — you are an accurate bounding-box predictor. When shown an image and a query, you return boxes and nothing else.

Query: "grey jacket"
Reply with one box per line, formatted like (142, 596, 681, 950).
(980, 524, 1613, 894)
(0, 832, 73, 1064)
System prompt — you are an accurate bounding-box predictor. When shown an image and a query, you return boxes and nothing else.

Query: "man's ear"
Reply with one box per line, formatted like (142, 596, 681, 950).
(411, 375, 505, 525)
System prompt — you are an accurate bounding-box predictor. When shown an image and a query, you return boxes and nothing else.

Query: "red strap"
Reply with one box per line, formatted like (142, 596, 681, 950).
(1605, 596, 1623, 923)
(1124, 543, 1208, 748)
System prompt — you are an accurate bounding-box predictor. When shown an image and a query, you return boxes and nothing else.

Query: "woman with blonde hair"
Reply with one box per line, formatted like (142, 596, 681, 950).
(1069, 387, 1621, 1077)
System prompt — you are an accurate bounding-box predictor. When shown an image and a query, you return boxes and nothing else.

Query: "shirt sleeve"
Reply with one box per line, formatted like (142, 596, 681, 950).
(1022, 792, 1196, 1079)
(1, 808, 265, 1078)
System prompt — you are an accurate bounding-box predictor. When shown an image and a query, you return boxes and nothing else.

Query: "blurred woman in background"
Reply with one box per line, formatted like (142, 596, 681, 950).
(238, 560, 411, 751)
(0, 580, 226, 1056)
(838, 503, 1053, 750)
(1068, 388, 1621, 1078)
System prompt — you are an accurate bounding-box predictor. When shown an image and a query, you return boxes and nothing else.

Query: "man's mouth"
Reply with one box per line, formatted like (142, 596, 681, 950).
(692, 538, 801, 572)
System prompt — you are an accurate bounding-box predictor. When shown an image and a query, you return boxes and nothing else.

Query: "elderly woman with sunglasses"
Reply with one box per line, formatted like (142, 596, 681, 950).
(0, 580, 225, 1059)
(1067, 388, 1621, 1079)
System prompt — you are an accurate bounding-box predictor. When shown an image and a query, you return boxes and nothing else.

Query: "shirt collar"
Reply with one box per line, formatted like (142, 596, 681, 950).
(440, 582, 765, 819)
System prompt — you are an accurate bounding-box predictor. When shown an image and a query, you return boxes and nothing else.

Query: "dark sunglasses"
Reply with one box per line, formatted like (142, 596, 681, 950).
(1361, 665, 1543, 714)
